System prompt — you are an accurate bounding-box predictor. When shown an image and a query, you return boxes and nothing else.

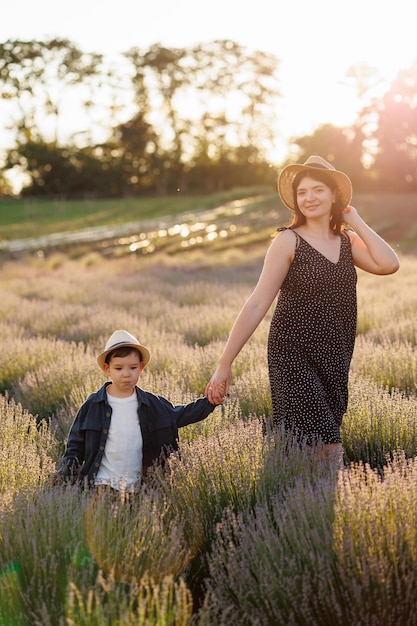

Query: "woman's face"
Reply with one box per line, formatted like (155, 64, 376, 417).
(295, 175, 335, 218)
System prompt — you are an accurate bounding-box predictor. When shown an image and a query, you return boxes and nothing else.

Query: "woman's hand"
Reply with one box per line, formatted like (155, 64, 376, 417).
(205, 364, 231, 405)
(342, 205, 360, 228)
(343, 204, 400, 275)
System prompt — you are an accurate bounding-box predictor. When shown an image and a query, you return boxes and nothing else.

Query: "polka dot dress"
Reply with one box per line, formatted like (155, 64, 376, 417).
(267, 229, 357, 444)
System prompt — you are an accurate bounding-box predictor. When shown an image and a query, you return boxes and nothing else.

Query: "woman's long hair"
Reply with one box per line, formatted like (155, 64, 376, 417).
(288, 169, 345, 233)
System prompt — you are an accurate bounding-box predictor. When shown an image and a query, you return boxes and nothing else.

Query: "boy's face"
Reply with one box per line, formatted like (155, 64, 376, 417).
(103, 350, 145, 396)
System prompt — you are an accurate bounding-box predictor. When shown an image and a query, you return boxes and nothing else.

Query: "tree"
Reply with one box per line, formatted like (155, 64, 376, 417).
(0, 38, 103, 145)
(124, 40, 281, 191)
(113, 112, 165, 194)
(5, 141, 127, 197)
(0, 169, 14, 197)
(286, 123, 368, 190)
(1, 38, 280, 196)
(368, 63, 417, 190)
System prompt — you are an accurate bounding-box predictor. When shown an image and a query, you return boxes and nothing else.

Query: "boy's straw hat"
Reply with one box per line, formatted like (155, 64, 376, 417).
(277, 155, 352, 211)
(97, 329, 151, 371)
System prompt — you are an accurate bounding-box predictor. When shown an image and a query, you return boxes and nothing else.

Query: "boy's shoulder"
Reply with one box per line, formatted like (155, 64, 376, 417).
(80, 383, 108, 408)
(135, 386, 168, 406)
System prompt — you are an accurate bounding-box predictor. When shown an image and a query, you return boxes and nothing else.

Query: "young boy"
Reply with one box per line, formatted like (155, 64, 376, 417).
(56, 329, 223, 491)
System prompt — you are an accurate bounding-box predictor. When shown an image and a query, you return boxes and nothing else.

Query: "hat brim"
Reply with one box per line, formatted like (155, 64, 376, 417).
(97, 342, 151, 371)
(278, 163, 352, 211)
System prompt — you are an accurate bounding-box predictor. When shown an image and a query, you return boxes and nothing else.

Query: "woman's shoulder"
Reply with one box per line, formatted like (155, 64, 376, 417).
(267, 227, 298, 263)
(276, 226, 297, 238)
(274, 227, 300, 246)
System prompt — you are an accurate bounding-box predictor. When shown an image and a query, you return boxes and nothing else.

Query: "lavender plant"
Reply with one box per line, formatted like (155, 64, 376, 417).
(1, 245, 416, 623)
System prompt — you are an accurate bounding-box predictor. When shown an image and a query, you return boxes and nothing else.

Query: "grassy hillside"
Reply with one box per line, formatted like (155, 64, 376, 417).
(0, 188, 271, 240)
(0, 189, 416, 259)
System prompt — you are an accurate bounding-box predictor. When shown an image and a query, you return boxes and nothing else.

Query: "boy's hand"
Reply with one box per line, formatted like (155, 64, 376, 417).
(208, 393, 226, 406)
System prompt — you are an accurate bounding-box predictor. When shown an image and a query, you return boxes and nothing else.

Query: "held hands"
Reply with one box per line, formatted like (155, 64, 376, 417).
(205, 365, 231, 405)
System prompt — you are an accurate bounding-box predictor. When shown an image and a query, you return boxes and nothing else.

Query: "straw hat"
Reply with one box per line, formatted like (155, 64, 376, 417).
(277, 155, 352, 211)
(97, 329, 151, 371)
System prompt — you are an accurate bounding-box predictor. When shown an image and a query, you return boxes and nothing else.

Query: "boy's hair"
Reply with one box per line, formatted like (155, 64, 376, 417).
(105, 346, 143, 364)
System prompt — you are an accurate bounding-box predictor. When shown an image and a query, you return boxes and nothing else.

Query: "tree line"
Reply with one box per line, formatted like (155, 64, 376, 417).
(0, 38, 416, 198)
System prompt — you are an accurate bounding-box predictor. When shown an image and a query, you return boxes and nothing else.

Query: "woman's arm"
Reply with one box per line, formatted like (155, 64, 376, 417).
(206, 229, 295, 404)
(343, 206, 400, 275)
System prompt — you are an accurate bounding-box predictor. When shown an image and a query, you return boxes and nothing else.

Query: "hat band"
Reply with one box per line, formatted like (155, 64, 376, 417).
(107, 340, 138, 350)
(305, 163, 331, 170)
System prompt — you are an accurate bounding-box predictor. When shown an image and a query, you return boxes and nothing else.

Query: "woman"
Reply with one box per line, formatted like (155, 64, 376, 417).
(206, 155, 400, 461)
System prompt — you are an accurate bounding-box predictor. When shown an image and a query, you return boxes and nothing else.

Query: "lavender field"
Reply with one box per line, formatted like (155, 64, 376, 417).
(0, 201, 416, 624)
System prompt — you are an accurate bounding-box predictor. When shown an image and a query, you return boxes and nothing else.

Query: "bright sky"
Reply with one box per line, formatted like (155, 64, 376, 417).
(1, 0, 416, 161)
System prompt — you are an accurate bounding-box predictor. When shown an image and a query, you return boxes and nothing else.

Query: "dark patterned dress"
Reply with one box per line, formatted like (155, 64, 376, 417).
(267, 229, 357, 444)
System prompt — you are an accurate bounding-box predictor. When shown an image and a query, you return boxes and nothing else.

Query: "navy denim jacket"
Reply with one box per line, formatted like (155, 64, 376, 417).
(59, 382, 216, 484)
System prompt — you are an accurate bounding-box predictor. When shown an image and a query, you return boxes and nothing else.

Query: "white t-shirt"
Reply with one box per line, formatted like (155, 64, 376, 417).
(95, 392, 143, 492)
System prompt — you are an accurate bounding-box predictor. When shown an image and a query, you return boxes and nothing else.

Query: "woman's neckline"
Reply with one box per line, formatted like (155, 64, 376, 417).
(294, 230, 342, 265)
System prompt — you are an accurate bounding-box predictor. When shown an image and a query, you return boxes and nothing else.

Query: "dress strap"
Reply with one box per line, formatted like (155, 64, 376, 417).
(341, 229, 353, 247)
(277, 226, 300, 248)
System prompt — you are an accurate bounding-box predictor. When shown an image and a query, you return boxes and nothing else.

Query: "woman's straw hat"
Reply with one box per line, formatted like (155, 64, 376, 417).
(277, 155, 352, 211)
(97, 329, 151, 371)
